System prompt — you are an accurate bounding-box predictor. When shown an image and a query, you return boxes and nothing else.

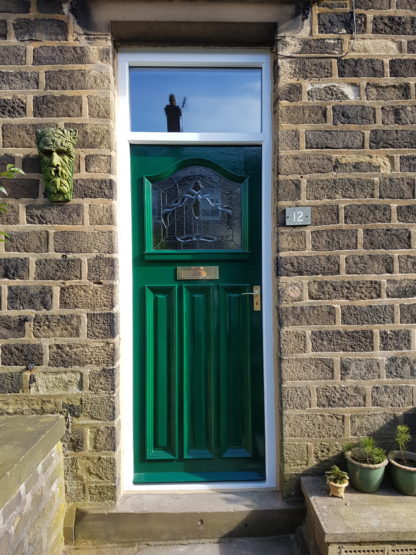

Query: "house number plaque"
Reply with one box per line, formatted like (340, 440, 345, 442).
(285, 207, 311, 226)
(177, 266, 219, 280)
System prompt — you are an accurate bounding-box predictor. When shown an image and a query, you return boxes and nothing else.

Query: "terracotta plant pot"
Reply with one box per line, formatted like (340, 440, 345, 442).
(345, 451, 388, 493)
(388, 450, 416, 496)
(327, 479, 349, 498)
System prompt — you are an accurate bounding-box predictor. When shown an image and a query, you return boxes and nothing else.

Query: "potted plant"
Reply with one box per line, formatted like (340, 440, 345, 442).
(344, 437, 388, 493)
(325, 465, 349, 498)
(388, 425, 416, 496)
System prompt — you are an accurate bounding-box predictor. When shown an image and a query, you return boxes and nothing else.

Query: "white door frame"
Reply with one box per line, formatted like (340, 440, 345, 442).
(117, 49, 276, 492)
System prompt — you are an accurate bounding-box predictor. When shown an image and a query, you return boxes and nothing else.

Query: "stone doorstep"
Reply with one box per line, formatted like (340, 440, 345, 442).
(301, 476, 416, 555)
(66, 490, 305, 546)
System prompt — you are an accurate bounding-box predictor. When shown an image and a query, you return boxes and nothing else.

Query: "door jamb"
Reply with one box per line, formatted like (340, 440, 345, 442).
(117, 49, 276, 492)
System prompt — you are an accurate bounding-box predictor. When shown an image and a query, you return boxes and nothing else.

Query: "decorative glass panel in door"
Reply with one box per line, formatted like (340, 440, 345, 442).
(132, 145, 264, 483)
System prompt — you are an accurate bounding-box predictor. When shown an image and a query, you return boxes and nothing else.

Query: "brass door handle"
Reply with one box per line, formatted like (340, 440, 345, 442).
(241, 286, 261, 311)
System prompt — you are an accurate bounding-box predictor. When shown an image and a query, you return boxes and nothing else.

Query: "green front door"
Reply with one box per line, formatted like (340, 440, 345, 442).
(131, 145, 265, 483)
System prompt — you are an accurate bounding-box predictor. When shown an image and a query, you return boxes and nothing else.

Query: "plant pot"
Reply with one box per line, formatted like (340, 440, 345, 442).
(345, 451, 388, 493)
(327, 479, 349, 498)
(388, 450, 416, 496)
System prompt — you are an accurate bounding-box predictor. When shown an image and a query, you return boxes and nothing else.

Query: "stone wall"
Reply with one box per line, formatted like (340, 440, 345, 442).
(277, 0, 416, 495)
(0, 0, 118, 503)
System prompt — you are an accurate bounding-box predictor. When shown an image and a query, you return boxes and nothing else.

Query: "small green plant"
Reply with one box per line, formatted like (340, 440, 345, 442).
(344, 437, 386, 465)
(0, 164, 24, 242)
(395, 425, 412, 466)
(325, 465, 349, 484)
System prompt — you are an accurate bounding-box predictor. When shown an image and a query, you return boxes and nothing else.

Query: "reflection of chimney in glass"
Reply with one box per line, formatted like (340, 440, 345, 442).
(164, 94, 182, 132)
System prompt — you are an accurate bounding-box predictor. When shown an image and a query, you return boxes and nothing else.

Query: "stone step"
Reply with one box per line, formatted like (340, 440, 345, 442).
(66, 490, 305, 547)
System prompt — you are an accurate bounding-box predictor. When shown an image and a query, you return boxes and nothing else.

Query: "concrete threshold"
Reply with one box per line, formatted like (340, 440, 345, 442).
(67, 490, 305, 547)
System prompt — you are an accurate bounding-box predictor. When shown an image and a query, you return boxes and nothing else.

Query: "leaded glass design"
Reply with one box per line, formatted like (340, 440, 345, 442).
(151, 165, 244, 250)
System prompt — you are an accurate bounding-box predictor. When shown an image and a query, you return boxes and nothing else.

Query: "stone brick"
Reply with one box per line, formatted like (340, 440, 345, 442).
(279, 281, 303, 304)
(0, 46, 26, 65)
(380, 330, 411, 351)
(83, 395, 115, 421)
(26, 204, 83, 225)
(277, 230, 306, 251)
(341, 358, 381, 380)
(88, 367, 115, 393)
(8, 285, 52, 310)
(351, 412, 399, 437)
(87, 95, 111, 118)
(33, 95, 82, 118)
(373, 16, 416, 35)
(0, 203, 19, 224)
(0, 396, 60, 415)
(341, 305, 394, 325)
(0, 316, 26, 339)
(282, 386, 311, 410)
(372, 385, 413, 407)
(346, 254, 393, 275)
(85, 155, 112, 174)
(280, 58, 332, 80)
(0, 20, 5, 39)
(409, 40, 416, 53)
(363, 229, 410, 250)
(278, 179, 301, 202)
(284, 443, 308, 467)
(318, 12, 366, 34)
(88, 257, 115, 281)
(37, 0, 65, 13)
(45, 69, 110, 91)
(33, 315, 81, 338)
(73, 179, 114, 199)
(400, 304, 416, 324)
(0, 97, 25, 118)
(386, 356, 416, 379)
(279, 130, 299, 151)
(382, 105, 416, 126)
(306, 178, 374, 200)
(390, 60, 416, 77)
(89, 205, 113, 226)
(33, 45, 92, 65)
(3, 123, 55, 148)
(22, 156, 41, 174)
(366, 83, 411, 100)
(0, 258, 29, 280)
(63, 426, 84, 452)
(87, 313, 116, 339)
(88, 484, 116, 503)
(279, 105, 326, 125)
(0, 0, 30, 12)
(334, 155, 391, 174)
(397, 205, 416, 223)
(98, 47, 111, 64)
(313, 442, 343, 465)
(0, 372, 23, 394)
(355, 0, 389, 7)
(280, 306, 336, 327)
(49, 343, 115, 367)
(278, 255, 339, 276)
(54, 231, 113, 254)
(280, 331, 307, 356)
(399, 256, 416, 273)
(345, 204, 391, 224)
(279, 37, 343, 56)
(0, 72, 38, 91)
(31, 371, 82, 394)
(0, 178, 39, 198)
(333, 105, 375, 126)
(306, 130, 363, 150)
(317, 385, 366, 408)
(65, 123, 112, 149)
(338, 59, 384, 78)
(5, 231, 48, 253)
(282, 358, 334, 382)
(311, 229, 357, 251)
(307, 83, 359, 101)
(380, 177, 414, 199)
(13, 18, 67, 41)
(401, 156, 416, 172)
(1, 344, 43, 366)
(311, 205, 338, 226)
(309, 280, 381, 300)
(284, 414, 344, 439)
(278, 84, 302, 102)
(35, 258, 81, 280)
(279, 154, 333, 175)
(388, 278, 416, 300)
(397, 0, 414, 7)
(60, 284, 114, 309)
(311, 330, 373, 352)
(0, 154, 14, 172)
(89, 426, 116, 451)
(371, 129, 416, 149)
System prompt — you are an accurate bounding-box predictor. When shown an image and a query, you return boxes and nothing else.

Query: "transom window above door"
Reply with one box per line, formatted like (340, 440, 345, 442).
(129, 67, 262, 133)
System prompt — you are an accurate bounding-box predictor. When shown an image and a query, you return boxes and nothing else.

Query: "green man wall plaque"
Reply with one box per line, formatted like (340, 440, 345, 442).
(36, 128, 78, 202)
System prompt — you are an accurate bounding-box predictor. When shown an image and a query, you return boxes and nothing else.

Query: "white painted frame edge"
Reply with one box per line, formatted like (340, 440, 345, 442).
(117, 49, 276, 493)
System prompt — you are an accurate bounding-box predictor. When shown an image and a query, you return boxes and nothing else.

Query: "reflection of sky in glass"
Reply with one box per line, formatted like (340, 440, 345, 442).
(129, 68, 262, 133)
